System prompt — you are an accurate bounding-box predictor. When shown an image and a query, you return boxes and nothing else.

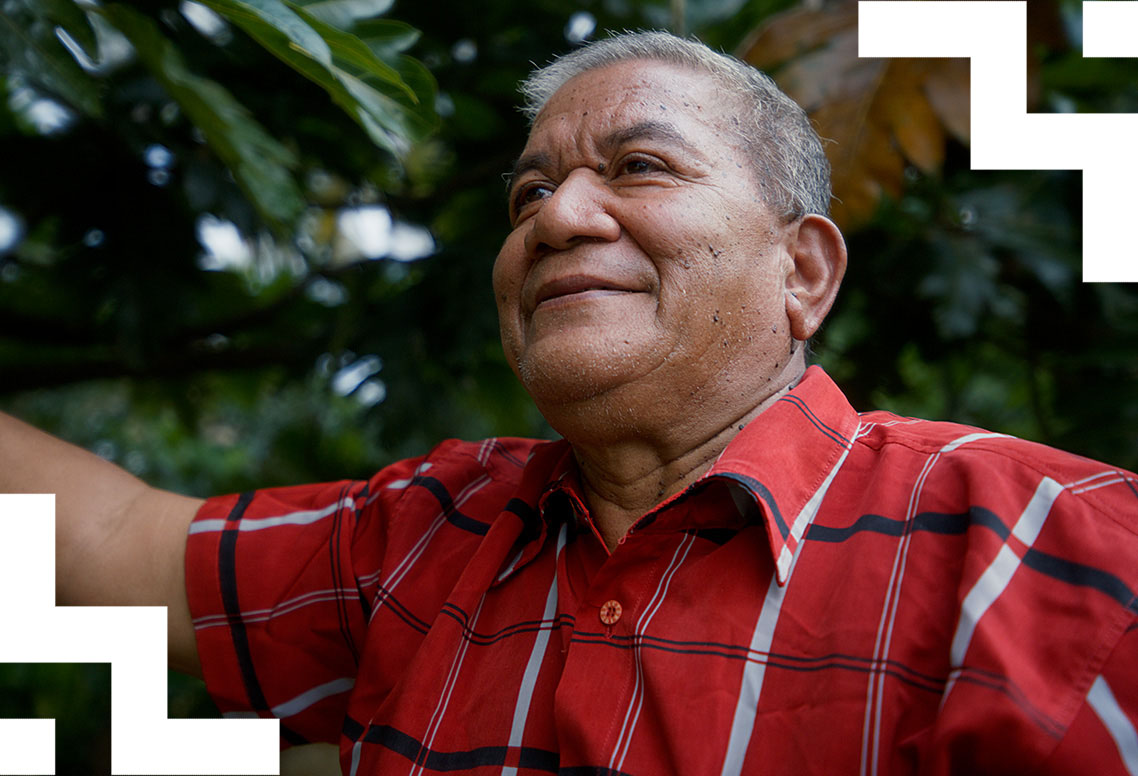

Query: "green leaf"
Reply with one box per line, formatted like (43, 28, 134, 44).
(291, 0, 395, 29)
(332, 62, 434, 146)
(203, 0, 332, 65)
(39, 0, 99, 57)
(100, 4, 304, 228)
(0, 9, 103, 119)
(395, 54, 436, 109)
(353, 19, 420, 61)
(196, 0, 435, 156)
(287, 2, 414, 100)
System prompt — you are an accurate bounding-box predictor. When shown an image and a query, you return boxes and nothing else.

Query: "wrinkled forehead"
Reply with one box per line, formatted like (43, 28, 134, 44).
(520, 61, 739, 158)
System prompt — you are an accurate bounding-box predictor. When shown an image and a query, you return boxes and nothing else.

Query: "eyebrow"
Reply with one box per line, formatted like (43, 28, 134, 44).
(505, 119, 699, 190)
(506, 151, 553, 191)
(598, 120, 695, 156)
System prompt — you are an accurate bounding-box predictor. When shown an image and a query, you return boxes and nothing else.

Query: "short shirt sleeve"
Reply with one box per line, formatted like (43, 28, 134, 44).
(1039, 619, 1138, 774)
(185, 456, 425, 745)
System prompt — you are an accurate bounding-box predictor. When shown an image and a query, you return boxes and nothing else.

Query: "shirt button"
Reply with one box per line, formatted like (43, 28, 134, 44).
(599, 599, 623, 626)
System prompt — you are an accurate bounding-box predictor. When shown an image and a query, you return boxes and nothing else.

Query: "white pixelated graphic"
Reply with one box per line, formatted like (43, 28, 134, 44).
(859, 1, 1138, 282)
(2, 6, 1134, 774)
(0, 495, 279, 775)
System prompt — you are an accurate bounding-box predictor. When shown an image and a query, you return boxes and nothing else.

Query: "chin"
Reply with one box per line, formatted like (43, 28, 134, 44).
(517, 355, 624, 407)
(513, 341, 652, 413)
(504, 323, 669, 411)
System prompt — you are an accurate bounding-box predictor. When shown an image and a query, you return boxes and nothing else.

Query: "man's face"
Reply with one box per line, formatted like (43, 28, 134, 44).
(493, 60, 799, 419)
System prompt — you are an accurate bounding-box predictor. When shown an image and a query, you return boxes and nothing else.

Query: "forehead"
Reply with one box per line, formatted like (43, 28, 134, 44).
(522, 60, 737, 155)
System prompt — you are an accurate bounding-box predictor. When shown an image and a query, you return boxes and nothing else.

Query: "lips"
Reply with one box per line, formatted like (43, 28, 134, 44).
(530, 274, 640, 311)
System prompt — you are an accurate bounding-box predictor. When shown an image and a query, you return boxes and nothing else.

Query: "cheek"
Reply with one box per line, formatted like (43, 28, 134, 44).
(491, 237, 524, 304)
(490, 260, 509, 306)
(491, 241, 527, 364)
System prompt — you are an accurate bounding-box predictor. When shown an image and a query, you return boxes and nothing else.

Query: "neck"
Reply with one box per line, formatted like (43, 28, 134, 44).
(562, 362, 804, 550)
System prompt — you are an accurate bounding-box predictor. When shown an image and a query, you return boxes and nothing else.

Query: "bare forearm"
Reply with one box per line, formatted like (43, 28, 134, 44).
(0, 411, 203, 674)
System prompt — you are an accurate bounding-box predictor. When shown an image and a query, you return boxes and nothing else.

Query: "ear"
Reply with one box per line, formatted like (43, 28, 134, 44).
(784, 214, 847, 341)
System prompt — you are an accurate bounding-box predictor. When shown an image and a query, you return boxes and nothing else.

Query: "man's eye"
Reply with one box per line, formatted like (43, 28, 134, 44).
(618, 157, 663, 175)
(513, 183, 554, 212)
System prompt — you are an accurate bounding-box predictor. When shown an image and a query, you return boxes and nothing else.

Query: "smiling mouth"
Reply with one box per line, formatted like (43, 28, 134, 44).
(536, 287, 629, 309)
(532, 276, 640, 311)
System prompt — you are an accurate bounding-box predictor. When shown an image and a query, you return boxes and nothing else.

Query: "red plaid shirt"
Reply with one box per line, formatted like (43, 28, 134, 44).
(187, 367, 1138, 775)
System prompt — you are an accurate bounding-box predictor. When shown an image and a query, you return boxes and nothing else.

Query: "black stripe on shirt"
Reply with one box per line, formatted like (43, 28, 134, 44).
(1120, 472, 1138, 502)
(437, 604, 575, 645)
(411, 475, 491, 535)
(219, 491, 269, 713)
(714, 472, 790, 540)
(218, 491, 308, 744)
(568, 632, 945, 694)
(372, 583, 432, 635)
(494, 441, 529, 470)
(330, 483, 360, 666)
(281, 726, 310, 746)
(778, 393, 850, 447)
(951, 668, 1064, 739)
(806, 507, 1007, 543)
(806, 508, 1136, 611)
(1023, 548, 1138, 614)
(343, 714, 366, 742)
(506, 497, 544, 549)
(363, 724, 560, 772)
(354, 483, 375, 622)
(506, 497, 539, 524)
(567, 630, 1060, 732)
(357, 723, 631, 774)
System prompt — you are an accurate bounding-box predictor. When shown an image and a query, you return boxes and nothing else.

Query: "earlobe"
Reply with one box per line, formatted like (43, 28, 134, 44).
(784, 214, 847, 341)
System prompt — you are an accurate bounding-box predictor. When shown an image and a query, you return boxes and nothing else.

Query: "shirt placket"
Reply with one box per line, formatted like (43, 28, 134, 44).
(550, 492, 719, 773)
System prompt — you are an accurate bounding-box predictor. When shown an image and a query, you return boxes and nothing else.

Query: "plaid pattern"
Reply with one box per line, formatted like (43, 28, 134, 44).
(186, 367, 1138, 775)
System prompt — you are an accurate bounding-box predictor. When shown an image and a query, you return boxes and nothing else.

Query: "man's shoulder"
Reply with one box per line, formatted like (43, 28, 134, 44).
(416, 436, 561, 473)
(367, 436, 569, 494)
(854, 407, 1119, 470)
(851, 408, 1138, 529)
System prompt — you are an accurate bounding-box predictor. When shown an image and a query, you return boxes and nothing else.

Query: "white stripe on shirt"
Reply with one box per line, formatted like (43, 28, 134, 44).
(1087, 675, 1138, 776)
(949, 476, 1064, 668)
(188, 495, 355, 535)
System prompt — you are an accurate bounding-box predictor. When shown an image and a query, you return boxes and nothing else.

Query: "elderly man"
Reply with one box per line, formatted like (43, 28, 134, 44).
(4, 31, 1137, 776)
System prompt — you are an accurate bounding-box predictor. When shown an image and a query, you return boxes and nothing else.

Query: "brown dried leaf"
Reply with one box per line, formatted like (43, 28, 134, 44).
(737, 2, 860, 72)
(923, 59, 970, 143)
(738, 0, 973, 228)
(816, 95, 906, 226)
(878, 61, 945, 174)
(775, 27, 864, 112)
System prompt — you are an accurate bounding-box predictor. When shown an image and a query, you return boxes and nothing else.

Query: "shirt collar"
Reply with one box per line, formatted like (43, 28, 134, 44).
(491, 439, 576, 585)
(510, 366, 860, 586)
(704, 366, 860, 584)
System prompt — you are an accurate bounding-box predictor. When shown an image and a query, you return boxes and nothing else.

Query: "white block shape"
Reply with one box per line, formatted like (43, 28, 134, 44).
(0, 494, 280, 774)
(1083, 2, 1138, 58)
(0, 719, 54, 775)
(858, 1, 1138, 282)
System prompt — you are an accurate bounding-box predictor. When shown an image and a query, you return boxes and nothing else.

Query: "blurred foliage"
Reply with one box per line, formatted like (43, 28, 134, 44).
(801, 0, 1138, 468)
(0, 0, 1136, 772)
(740, 1, 972, 228)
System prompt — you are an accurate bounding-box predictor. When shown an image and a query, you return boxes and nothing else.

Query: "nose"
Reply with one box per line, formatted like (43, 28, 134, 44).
(523, 168, 621, 256)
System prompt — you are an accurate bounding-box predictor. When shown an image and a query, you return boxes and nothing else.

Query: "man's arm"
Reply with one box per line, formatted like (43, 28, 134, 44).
(0, 411, 203, 676)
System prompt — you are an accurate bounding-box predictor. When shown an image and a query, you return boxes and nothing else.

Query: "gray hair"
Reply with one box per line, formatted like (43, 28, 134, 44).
(519, 31, 831, 220)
